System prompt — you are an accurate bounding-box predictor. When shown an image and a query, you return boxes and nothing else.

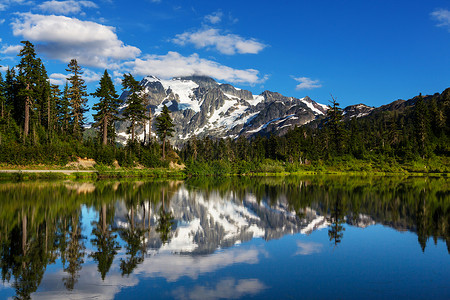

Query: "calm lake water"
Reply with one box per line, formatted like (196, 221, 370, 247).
(0, 176, 448, 299)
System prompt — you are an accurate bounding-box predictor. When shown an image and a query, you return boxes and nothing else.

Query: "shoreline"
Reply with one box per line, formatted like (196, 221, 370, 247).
(0, 167, 447, 181)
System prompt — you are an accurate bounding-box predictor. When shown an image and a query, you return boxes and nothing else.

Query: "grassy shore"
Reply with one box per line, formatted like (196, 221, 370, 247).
(0, 166, 186, 181)
(0, 164, 447, 181)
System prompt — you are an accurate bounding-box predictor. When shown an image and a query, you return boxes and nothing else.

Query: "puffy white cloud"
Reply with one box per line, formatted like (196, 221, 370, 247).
(49, 68, 100, 85)
(173, 28, 266, 55)
(204, 11, 223, 24)
(82, 68, 101, 83)
(293, 76, 322, 90)
(49, 72, 68, 85)
(37, 0, 98, 15)
(124, 51, 266, 85)
(431, 9, 450, 30)
(11, 13, 141, 68)
(1, 44, 23, 54)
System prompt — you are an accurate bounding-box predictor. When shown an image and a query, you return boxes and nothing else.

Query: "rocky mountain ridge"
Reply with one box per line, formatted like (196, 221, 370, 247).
(116, 76, 328, 145)
(113, 185, 376, 255)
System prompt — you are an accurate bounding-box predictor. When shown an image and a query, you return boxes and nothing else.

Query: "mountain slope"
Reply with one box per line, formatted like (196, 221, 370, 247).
(115, 76, 328, 144)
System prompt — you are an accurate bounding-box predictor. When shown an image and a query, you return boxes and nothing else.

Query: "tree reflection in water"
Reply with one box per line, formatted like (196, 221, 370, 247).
(156, 188, 175, 245)
(0, 177, 447, 299)
(90, 203, 120, 280)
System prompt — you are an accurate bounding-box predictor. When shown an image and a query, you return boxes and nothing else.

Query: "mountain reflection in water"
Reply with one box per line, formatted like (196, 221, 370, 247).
(0, 176, 448, 299)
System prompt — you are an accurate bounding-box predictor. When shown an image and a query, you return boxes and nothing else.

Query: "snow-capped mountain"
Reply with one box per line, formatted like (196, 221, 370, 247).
(113, 185, 375, 255)
(115, 76, 328, 144)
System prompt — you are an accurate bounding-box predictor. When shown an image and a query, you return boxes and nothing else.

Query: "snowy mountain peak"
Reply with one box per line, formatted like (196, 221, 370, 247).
(117, 76, 327, 144)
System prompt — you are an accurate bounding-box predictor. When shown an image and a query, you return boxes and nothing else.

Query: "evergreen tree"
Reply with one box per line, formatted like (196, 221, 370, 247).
(66, 59, 88, 140)
(0, 72, 6, 119)
(48, 84, 61, 138)
(17, 41, 40, 143)
(325, 95, 346, 155)
(155, 104, 175, 160)
(56, 83, 71, 136)
(91, 70, 120, 146)
(121, 73, 146, 143)
(4, 68, 18, 124)
(35, 59, 51, 131)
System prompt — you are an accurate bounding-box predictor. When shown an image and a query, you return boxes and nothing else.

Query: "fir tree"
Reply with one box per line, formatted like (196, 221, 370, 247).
(91, 70, 120, 146)
(66, 59, 88, 140)
(48, 84, 61, 138)
(17, 41, 40, 143)
(155, 104, 175, 160)
(56, 83, 71, 135)
(121, 73, 146, 143)
(0, 72, 6, 119)
(34, 59, 51, 131)
(4, 68, 18, 123)
(325, 95, 346, 155)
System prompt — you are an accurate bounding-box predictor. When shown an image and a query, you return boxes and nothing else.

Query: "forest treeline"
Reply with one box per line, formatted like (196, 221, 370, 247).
(180, 90, 450, 174)
(0, 41, 449, 173)
(0, 41, 174, 167)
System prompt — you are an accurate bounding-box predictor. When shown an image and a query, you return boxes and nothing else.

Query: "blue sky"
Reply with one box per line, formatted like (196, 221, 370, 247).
(1, 0, 450, 119)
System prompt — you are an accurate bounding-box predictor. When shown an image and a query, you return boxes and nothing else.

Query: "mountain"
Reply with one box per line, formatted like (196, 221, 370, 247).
(113, 184, 376, 255)
(115, 76, 328, 145)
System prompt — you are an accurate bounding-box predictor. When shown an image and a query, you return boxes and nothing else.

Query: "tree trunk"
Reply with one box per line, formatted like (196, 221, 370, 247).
(148, 108, 152, 144)
(131, 122, 135, 142)
(102, 115, 108, 146)
(22, 211, 27, 256)
(102, 203, 107, 235)
(47, 96, 52, 130)
(23, 87, 30, 143)
(162, 137, 166, 160)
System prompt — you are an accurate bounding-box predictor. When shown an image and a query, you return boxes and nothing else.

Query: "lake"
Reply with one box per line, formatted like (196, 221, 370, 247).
(0, 176, 448, 299)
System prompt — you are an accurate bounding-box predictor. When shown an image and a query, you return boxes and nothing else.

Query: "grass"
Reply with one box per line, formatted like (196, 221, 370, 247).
(0, 155, 448, 181)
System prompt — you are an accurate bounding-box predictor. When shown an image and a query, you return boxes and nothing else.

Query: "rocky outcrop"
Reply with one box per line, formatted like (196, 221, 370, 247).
(116, 76, 328, 145)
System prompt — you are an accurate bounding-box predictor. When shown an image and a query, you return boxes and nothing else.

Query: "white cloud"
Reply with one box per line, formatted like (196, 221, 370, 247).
(294, 241, 323, 255)
(124, 51, 266, 85)
(431, 9, 450, 30)
(49, 73, 67, 85)
(49, 68, 100, 85)
(82, 68, 101, 83)
(204, 11, 223, 24)
(1, 44, 23, 54)
(293, 76, 322, 90)
(37, 0, 98, 15)
(0, 19, 5, 24)
(0, 0, 33, 10)
(173, 278, 266, 300)
(173, 28, 266, 55)
(11, 13, 141, 68)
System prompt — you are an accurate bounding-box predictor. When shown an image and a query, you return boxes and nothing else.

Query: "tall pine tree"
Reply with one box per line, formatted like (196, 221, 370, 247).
(66, 59, 88, 140)
(121, 73, 146, 143)
(155, 104, 175, 160)
(325, 95, 346, 155)
(56, 82, 71, 136)
(17, 41, 40, 143)
(91, 70, 120, 146)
